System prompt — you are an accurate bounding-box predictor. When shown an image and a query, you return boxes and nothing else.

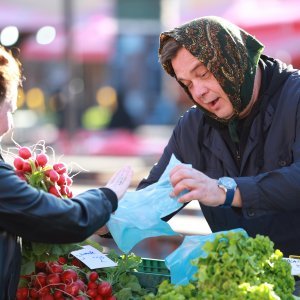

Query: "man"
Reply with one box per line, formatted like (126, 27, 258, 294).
(137, 16, 300, 257)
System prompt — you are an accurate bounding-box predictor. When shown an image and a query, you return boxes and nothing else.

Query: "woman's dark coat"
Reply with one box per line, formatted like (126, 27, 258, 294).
(0, 161, 117, 299)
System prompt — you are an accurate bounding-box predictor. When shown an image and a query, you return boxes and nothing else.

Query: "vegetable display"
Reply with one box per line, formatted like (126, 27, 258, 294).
(11, 141, 83, 275)
(7, 141, 297, 299)
(145, 231, 295, 299)
(17, 249, 148, 299)
(9, 141, 147, 299)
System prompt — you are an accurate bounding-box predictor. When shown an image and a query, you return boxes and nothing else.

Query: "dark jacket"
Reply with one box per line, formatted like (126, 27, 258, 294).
(138, 57, 300, 257)
(0, 160, 117, 299)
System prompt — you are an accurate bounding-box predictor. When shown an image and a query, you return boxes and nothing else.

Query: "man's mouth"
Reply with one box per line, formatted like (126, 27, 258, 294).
(206, 98, 219, 108)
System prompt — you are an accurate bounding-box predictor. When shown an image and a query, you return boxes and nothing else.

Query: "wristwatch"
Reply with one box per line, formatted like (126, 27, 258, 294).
(217, 177, 237, 207)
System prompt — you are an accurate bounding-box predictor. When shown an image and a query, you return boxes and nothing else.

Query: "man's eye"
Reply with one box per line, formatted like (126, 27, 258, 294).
(186, 83, 192, 89)
(181, 82, 191, 89)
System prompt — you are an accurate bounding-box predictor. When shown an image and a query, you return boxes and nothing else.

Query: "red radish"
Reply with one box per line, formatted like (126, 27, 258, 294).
(94, 296, 105, 300)
(64, 281, 80, 296)
(18, 146, 32, 159)
(53, 162, 67, 174)
(16, 287, 29, 300)
(106, 296, 117, 300)
(86, 288, 98, 298)
(71, 257, 83, 268)
(49, 170, 59, 182)
(36, 153, 49, 167)
(33, 272, 47, 288)
(61, 269, 78, 284)
(60, 185, 70, 197)
(14, 157, 24, 170)
(49, 185, 61, 197)
(15, 170, 26, 181)
(47, 262, 63, 274)
(29, 288, 39, 299)
(46, 273, 61, 285)
(89, 271, 99, 282)
(22, 161, 32, 173)
(67, 191, 73, 198)
(44, 168, 51, 176)
(53, 290, 63, 299)
(57, 173, 68, 186)
(97, 281, 112, 297)
(75, 279, 86, 291)
(38, 294, 54, 300)
(35, 261, 47, 272)
(57, 256, 67, 265)
(66, 176, 73, 186)
(87, 281, 98, 290)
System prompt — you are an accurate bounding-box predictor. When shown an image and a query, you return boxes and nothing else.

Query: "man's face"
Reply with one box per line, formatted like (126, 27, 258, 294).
(171, 47, 234, 119)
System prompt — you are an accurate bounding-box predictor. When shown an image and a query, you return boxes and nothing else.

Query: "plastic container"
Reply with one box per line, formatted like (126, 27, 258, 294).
(133, 258, 170, 293)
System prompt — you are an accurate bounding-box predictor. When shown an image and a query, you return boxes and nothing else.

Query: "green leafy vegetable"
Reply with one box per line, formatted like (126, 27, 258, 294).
(145, 232, 295, 299)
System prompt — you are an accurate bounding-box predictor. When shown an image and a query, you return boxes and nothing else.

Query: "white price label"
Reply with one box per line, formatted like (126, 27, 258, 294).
(71, 245, 117, 270)
(283, 257, 300, 276)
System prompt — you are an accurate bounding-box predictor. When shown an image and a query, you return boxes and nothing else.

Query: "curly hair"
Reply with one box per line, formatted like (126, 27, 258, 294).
(0, 46, 22, 104)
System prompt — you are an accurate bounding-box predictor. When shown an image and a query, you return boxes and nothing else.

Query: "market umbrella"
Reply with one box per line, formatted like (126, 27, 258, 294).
(20, 14, 117, 62)
(222, 0, 300, 65)
(0, 3, 59, 31)
(179, 0, 300, 67)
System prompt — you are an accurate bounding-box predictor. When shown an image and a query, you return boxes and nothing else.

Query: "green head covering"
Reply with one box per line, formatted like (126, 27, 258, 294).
(159, 16, 264, 142)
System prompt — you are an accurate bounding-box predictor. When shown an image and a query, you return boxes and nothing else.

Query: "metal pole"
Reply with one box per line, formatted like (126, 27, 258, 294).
(63, 0, 76, 137)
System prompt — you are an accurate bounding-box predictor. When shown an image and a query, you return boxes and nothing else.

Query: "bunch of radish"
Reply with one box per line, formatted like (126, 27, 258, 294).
(13, 145, 74, 199)
(17, 257, 116, 300)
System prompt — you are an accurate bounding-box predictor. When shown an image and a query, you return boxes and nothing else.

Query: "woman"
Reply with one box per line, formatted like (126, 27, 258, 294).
(0, 46, 133, 299)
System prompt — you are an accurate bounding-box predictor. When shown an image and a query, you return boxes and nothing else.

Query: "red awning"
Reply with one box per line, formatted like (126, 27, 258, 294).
(20, 14, 117, 63)
(179, 0, 300, 67)
(0, 3, 59, 31)
(223, 0, 300, 66)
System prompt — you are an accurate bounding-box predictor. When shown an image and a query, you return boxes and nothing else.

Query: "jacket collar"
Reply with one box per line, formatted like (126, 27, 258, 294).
(202, 95, 275, 176)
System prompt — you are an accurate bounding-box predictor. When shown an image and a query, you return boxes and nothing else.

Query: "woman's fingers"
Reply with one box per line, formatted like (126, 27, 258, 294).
(105, 165, 133, 199)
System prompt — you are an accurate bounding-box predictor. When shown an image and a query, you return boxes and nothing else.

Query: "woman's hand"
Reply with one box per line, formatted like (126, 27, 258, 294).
(95, 225, 109, 236)
(169, 164, 225, 206)
(105, 165, 133, 200)
(96, 166, 133, 236)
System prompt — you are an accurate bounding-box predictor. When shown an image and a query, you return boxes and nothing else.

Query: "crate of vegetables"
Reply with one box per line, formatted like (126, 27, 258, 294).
(133, 258, 170, 293)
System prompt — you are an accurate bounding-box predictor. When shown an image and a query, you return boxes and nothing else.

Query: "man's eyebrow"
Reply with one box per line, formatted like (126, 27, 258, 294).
(176, 62, 203, 82)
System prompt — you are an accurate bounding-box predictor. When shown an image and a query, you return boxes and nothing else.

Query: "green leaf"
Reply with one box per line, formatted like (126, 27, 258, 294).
(31, 242, 49, 256)
(20, 261, 35, 276)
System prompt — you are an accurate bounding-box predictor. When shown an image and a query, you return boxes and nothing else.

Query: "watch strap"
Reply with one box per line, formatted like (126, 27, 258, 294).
(223, 188, 235, 207)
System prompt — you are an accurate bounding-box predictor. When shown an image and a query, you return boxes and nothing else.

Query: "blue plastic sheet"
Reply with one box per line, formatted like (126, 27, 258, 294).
(165, 228, 248, 285)
(107, 154, 190, 253)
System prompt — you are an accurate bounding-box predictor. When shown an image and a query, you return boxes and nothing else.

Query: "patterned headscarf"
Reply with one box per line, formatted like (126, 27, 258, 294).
(159, 16, 264, 141)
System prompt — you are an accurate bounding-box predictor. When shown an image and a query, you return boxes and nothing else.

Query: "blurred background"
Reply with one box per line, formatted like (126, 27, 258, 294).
(1, 0, 300, 258)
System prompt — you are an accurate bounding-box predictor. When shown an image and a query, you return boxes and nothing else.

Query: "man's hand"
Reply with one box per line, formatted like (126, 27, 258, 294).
(169, 164, 225, 206)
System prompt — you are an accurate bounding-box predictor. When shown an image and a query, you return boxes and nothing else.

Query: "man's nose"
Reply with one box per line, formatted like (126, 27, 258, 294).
(194, 83, 208, 99)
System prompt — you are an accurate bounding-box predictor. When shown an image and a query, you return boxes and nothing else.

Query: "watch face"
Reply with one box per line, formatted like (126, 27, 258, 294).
(219, 177, 237, 189)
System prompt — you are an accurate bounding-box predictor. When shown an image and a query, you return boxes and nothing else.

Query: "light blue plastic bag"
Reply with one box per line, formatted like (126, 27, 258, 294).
(107, 154, 189, 253)
(165, 228, 248, 285)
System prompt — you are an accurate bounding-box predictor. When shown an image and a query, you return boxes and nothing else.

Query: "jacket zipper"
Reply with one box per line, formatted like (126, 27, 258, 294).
(236, 149, 241, 166)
